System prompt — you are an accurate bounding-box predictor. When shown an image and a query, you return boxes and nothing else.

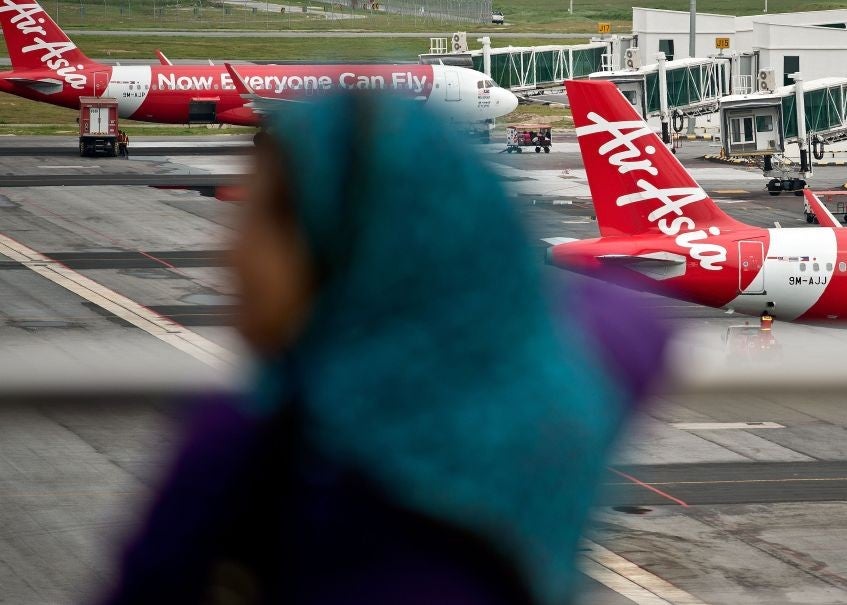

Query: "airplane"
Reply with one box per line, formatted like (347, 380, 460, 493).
(546, 79, 847, 323)
(0, 0, 518, 126)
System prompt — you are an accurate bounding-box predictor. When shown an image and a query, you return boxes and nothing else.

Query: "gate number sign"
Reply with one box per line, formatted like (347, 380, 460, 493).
(715, 37, 730, 49)
(598, 22, 611, 34)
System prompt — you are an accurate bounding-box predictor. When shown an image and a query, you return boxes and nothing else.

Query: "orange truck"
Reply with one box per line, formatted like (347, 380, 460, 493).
(78, 97, 118, 157)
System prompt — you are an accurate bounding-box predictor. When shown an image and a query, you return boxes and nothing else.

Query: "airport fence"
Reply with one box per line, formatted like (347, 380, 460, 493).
(44, 0, 489, 30)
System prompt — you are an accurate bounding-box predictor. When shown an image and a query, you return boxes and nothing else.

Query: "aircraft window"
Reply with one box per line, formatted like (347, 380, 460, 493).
(487, 79, 496, 87)
(813, 262, 820, 272)
(800, 263, 807, 272)
(827, 262, 833, 271)
(214, 84, 219, 90)
(477, 81, 484, 89)
(840, 262, 846, 272)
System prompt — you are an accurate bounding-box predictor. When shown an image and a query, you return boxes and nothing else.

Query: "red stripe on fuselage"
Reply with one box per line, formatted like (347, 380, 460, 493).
(0, 64, 436, 126)
(0, 65, 114, 109)
(549, 227, 772, 310)
(134, 64, 436, 124)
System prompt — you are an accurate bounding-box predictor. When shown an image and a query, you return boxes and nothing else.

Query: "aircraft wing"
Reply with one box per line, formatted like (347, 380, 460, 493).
(597, 251, 687, 280)
(804, 189, 843, 229)
(4, 77, 63, 95)
(155, 49, 173, 66)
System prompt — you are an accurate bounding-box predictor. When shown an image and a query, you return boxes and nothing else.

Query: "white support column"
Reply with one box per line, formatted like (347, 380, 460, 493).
(476, 36, 491, 77)
(792, 72, 809, 176)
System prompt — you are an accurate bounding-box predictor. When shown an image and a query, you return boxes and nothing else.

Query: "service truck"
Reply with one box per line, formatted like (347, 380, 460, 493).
(78, 97, 118, 157)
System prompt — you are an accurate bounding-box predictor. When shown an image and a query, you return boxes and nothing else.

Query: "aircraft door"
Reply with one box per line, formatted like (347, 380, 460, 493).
(738, 240, 765, 294)
(93, 71, 110, 96)
(445, 69, 461, 101)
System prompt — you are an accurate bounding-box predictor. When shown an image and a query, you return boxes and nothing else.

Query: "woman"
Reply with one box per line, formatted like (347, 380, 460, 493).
(104, 94, 662, 605)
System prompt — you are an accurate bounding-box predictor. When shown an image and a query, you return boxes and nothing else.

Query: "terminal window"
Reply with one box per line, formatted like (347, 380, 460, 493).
(730, 116, 754, 144)
(756, 115, 773, 132)
(784, 56, 800, 86)
(622, 90, 638, 107)
(659, 39, 674, 61)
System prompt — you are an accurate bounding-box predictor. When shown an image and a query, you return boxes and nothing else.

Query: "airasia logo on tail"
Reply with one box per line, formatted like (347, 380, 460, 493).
(0, 0, 87, 89)
(577, 111, 728, 271)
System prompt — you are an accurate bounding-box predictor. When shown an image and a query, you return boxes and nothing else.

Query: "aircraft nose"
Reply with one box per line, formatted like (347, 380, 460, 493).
(497, 87, 519, 115)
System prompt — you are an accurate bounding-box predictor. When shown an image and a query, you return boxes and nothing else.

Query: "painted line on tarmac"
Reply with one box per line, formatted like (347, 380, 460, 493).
(0, 233, 233, 369)
(42, 165, 100, 169)
(606, 477, 847, 487)
(581, 540, 709, 605)
(579, 557, 672, 605)
(608, 467, 689, 507)
(671, 421, 784, 430)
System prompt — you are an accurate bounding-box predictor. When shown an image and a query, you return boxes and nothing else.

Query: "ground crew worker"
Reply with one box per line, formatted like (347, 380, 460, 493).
(118, 130, 129, 159)
(760, 310, 774, 332)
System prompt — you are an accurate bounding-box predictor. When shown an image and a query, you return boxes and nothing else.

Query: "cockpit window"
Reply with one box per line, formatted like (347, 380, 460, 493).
(478, 79, 497, 89)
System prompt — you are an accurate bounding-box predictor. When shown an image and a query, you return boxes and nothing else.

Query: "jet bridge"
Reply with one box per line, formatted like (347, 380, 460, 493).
(589, 57, 730, 120)
(423, 40, 608, 91)
(720, 76, 847, 194)
(467, 43, 607, 91)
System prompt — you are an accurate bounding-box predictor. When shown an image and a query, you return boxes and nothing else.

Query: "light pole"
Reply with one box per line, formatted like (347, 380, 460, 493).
(687, 0, 696, 134)
(689, 0, 696, 59)
(569, 0, 573, 14)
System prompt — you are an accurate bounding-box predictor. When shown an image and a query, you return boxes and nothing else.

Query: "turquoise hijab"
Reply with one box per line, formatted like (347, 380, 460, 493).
(256, 93, 623, 605)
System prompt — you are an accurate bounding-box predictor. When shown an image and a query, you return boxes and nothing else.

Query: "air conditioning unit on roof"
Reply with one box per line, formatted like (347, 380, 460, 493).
(624, 47, 640, 70)
(452, 32, 468, 53)
(758, 69, 776, 92)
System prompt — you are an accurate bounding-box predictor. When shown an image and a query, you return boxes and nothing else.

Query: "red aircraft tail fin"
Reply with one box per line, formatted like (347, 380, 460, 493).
(0, 0, 95, 76)
(565, 79, 740, 238)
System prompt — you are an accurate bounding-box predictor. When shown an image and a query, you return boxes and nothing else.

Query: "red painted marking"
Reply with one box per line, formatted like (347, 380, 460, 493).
(608, 467, 689, 507)
(19, 197, 222, 292)
(213, 185, 247, 203)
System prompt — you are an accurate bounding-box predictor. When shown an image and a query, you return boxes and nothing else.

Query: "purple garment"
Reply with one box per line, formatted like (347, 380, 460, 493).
(103, 397, 534, 605)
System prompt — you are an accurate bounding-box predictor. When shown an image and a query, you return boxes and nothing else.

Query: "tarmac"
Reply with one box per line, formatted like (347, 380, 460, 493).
(4, 134, 847, 604)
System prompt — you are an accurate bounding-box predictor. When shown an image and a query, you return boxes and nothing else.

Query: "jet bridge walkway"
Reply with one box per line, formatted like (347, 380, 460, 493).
(589, 57, 730, 119)
(467, 43, 607, 91)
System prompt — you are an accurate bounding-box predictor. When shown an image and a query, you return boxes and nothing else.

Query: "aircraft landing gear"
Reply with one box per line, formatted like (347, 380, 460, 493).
(766, 177, 806, 196)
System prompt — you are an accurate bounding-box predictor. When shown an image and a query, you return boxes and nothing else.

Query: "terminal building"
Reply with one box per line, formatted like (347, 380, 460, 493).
(632, 7, 847, 91)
